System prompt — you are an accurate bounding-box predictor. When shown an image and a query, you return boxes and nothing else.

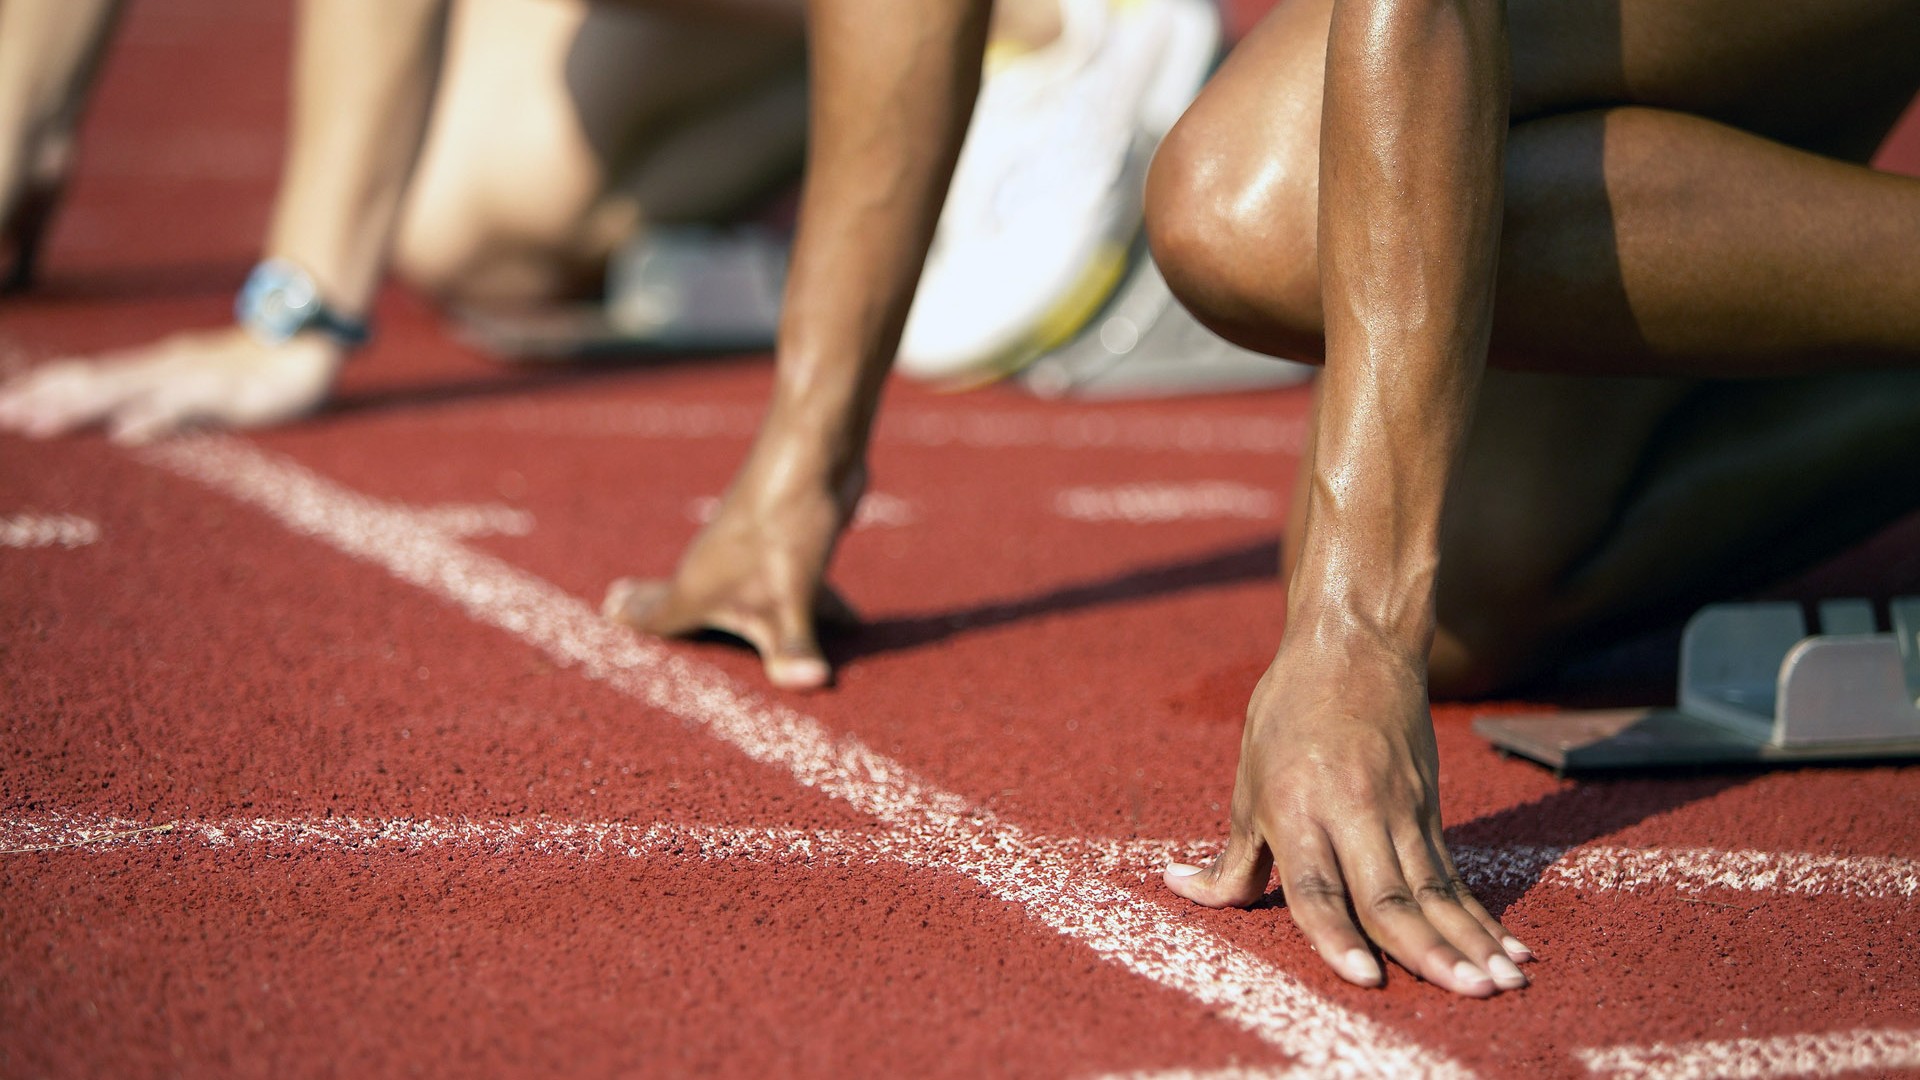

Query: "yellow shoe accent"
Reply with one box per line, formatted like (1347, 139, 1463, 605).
(928, 236, 1134, 392)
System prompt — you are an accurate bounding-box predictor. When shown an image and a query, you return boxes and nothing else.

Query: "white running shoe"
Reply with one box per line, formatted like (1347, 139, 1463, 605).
(896, 0, 1220, 388)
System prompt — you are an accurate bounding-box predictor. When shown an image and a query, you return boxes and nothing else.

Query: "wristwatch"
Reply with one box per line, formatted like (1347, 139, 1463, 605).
(235, 258, 370, 348)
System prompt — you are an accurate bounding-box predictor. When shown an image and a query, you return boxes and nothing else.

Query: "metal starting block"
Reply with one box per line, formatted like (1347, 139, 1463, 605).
(1474, 598, 1920, 773)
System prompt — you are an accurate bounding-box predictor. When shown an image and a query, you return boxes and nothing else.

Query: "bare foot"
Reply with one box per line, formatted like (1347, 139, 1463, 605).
(603, 453, 865, 690)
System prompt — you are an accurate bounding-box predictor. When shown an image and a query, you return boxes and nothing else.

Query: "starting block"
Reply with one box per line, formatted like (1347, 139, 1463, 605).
(1474, 598, 1920, 773)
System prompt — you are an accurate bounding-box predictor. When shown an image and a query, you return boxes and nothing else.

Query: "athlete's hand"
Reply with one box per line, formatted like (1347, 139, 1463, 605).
(0, 327, 343, 443)
(603, 445, 862, 690)
(1165, 629, 1533, 995)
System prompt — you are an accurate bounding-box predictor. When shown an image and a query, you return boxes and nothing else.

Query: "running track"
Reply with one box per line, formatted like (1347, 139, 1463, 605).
(3, 4, 1919, 1078)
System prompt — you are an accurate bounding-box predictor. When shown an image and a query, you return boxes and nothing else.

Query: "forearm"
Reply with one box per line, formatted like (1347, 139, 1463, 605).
(1289, 0, 1508, 654)
(0, 0, 123, 206)
(767, 0, 991, 474)
(265, 0, 449, 321)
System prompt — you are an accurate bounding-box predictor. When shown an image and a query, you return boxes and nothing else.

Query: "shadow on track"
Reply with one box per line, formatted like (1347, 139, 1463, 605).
(826, 537, 1282, 664)
(320, 351, 768, 423)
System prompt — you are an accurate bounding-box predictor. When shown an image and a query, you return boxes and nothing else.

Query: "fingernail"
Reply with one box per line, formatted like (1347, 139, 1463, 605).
(1501, 936, 1534, 961)
(600, 582, 636, 620)
(1452, 960, 1493, 990)
(1165, 862, 1204, 878)
(769, 657, 830, 689)
(1342, 949, 1381, 985)
(1486, 954, 1527, 989)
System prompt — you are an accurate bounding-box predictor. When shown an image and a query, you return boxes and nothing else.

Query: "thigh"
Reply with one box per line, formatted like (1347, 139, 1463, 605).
(1428, 370, 1691, 691)
(1515, 0, 1920, 160)
(1210, 0, 1920, 147)
(1433, 369, 1920, 693)
(400, 0, 801, 262)
(1151, 0, 1920, 354)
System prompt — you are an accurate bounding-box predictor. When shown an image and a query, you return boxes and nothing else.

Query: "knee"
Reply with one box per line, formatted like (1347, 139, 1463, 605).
(1144, 111, 1324, 359)
(392, 212, 595, 311)
(391, 217, 484, 306)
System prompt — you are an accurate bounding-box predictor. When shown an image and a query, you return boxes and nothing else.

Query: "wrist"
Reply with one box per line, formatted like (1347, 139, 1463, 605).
(1283, 579, 1438, 663)
(763, 375, 879, 481)
(236, 258, 371, 350)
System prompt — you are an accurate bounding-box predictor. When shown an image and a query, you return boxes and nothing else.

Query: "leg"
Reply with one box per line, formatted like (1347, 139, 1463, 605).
(1146, 0, 1920, 374)
(391, 0, 806, 308)
(0, 0, 124, 290)
(1161, 0, 1920, 690)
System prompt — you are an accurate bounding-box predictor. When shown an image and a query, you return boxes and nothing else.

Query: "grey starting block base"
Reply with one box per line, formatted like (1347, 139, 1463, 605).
(1476, 597, 1920, 773)
(456, 226, 786, 362)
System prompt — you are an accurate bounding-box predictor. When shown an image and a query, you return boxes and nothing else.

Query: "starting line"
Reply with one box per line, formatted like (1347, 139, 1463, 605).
(6, 813, 1914, 903)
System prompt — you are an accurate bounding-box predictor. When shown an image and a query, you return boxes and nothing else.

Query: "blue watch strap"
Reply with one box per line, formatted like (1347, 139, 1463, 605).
(236, 259, 371, 349)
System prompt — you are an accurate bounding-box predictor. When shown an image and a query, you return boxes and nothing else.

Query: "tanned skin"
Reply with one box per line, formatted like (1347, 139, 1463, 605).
(0, 0, 122, 293)
(613, 0, 1530, 996)
(604, 0, 992, 689)
(0, 0, 450, 441)
(1158, 0, 1525, 996)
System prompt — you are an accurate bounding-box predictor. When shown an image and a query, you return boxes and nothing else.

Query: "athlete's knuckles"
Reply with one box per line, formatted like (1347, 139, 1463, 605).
(1410, 877, 1458, 905)
(1285, 868, 1348, 904)
(1363, 887, 1422, 917)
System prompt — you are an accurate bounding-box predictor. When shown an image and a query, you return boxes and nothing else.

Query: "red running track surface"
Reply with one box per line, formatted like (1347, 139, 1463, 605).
(3, 4, 1918, 1079)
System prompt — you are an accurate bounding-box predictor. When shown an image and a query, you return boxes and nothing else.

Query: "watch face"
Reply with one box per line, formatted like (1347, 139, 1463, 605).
(237, 259, 320, 344)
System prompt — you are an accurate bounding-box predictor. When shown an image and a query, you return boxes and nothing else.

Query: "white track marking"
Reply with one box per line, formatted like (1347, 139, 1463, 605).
(408, 502, 535, 539)
(1576, 1028, 1920, 1079)
(0, 512, 99, 549)
(138, 436, 1460, 1080)
(12, 813, 1912, 903)
(687, 491, 916, 530)
(1081, 839, 1920, 901)
(1054, 482, 1276, 524)
(458, 401, 1309, 456)
(1098, 1060, 1320, 1068)
(1453, 845, 1920, 901)
(0, 812, 863, 863)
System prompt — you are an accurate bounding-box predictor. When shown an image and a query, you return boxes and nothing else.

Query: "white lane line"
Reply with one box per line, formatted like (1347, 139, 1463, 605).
(408, 502, 535, 539)
(0, 813, 863, 863)
(0, 512, 99, 549)
(1454, 845, 1920, 902)
(138, 436, 1461, 1080)
(687, 491, 917, 530)
(12, 814, 1913, 902)
(457, 402, 1310, 456)
(1576, 1027, 1920, 1079)
(1054, 482, 1276, 524)
(1090, 1060, 1313, 1068)
(1083, 839, 1920, 901)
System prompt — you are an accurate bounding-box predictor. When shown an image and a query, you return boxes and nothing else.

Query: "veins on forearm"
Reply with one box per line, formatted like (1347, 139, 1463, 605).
(1294, 0, 1508, 644)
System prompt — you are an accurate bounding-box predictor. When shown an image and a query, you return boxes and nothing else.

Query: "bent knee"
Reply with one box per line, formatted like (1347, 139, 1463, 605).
(1144, 111, 1324, 359)
(392, 213, 602, 311)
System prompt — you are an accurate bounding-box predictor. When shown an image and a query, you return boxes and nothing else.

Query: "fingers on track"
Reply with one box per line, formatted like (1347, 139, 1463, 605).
(601, 577, 832, 691)
(1165, 819, 1273, 909)
(1338, 829, 1511, 996)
